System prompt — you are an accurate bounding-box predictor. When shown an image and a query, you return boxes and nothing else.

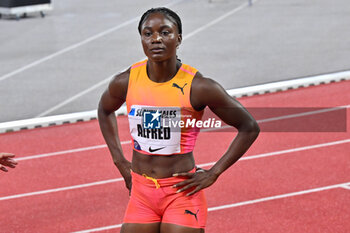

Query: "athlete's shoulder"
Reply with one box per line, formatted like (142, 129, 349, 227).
(110, 67, 130, 87)
(191, 72, 228, 110)
(192, 72, 222, 92)
(108, 67, 131, 100)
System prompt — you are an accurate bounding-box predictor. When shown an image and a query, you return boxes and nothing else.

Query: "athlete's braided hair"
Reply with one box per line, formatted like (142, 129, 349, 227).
(138, 7, 182, 35)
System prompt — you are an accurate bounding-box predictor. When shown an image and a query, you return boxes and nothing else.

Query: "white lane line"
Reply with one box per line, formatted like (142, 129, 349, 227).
(257, 105, 349, 124)
(0, 20, 136, 83)
(2, 138, 349, 202)
(183, 0, 254, 40)
(207, 181, 350, 212)
(16, 141, 131, 161)
(341, 185, 350, 190)
(36, 77, 114, 117)
(0, 0, 184, 83)
(72, 224, 123, 233)
(193, 138, 350, 168)
(71, 181, 350, 233)
(0, 178, 124, 201)
(37, 0, 256, 117)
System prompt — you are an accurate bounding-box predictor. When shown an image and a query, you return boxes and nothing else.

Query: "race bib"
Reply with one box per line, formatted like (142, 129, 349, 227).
(128, 105, 182, 154)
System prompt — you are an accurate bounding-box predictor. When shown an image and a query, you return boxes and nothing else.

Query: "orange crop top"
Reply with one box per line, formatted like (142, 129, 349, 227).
(126, 59, 204, 155)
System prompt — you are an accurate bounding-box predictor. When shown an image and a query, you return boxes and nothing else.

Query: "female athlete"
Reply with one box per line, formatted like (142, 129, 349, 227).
(98, 7, 260, 233)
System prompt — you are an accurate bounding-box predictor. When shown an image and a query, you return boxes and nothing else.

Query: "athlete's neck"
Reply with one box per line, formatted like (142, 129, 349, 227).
(146, 57, 181, 83)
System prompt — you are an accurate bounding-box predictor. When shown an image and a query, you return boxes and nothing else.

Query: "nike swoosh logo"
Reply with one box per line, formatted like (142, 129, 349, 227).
(149, 146, 165, 153)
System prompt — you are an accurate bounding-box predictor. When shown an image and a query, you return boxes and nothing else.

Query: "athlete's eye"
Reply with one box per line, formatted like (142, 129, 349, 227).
(143, 31, 152, 37)
(161, 31, 170, 36)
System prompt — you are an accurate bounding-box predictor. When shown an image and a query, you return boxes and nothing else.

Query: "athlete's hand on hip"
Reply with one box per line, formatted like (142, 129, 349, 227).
(172, 168, 218, 196)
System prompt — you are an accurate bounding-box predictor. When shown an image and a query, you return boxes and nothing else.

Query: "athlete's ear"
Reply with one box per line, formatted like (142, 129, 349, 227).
(177, 34, 182, 48)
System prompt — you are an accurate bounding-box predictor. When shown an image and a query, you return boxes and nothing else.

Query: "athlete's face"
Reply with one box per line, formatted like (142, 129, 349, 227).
(140, 13, 182, 62)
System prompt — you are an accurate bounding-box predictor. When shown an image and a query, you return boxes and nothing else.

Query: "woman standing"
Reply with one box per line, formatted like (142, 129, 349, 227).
(98, 7, 259, 233)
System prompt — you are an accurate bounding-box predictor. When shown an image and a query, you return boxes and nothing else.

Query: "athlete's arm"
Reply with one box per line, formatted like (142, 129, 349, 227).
(98, 68, 132, 192)
(174, 73, 260, 195)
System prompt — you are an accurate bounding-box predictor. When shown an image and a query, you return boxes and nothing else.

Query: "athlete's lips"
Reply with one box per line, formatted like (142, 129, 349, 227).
(150, 47, 165, 53)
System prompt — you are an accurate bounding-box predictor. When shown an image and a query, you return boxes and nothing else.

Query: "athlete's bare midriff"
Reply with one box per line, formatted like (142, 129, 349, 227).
(131, 150, 195, 178)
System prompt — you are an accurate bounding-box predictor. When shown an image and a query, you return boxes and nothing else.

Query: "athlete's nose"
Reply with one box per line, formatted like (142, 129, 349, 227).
(151, 33, 162, 43)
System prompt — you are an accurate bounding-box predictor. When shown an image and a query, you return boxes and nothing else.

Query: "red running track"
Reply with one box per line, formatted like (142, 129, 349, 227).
(0, 80, 349, 233)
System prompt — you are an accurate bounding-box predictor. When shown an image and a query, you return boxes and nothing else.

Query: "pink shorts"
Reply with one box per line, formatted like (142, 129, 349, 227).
(123, 168, 207, 229)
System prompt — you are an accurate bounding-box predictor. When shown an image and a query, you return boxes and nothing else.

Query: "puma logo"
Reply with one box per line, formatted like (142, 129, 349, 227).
(172, 83, 187, 95)
(184, 209, 199, 222)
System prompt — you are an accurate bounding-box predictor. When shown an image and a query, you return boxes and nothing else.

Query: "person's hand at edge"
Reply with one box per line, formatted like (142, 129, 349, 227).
(0, 153, 17, 172)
